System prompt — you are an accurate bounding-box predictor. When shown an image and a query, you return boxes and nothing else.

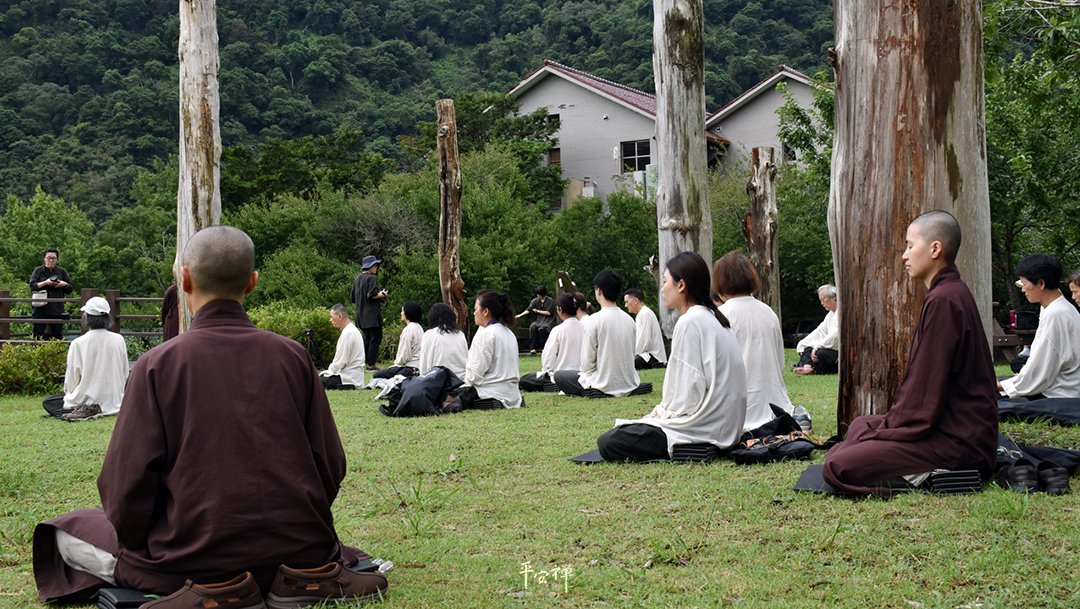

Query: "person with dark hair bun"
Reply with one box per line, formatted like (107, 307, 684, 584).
(516, 285, 557, 354)
(419, 302, 468, 379)
(596, 252, 747, 462)
(998, 254, 1080, 399)
(519, 292, 585, 392)
(574, 292, 593, 318)
(373, 300, 424, 379)
(456, 290, 522, 409)
(554, 269, 646, 398)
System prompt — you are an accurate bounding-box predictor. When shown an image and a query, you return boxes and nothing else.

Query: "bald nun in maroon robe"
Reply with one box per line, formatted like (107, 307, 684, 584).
(33, 226, 371, 603)
(823, 211, 998, 498)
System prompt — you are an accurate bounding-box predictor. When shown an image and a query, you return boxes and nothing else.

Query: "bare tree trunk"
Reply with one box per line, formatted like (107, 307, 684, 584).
(436, 99, 468, 333)
(173, 0, 221, 333)
(653, 0, 711, 336)
(830, 0, 992, 433)
(743, 147, 781, 320)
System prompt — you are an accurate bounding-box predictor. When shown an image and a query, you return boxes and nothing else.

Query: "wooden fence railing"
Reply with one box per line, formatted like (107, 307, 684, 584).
(0, 289, 163, 344)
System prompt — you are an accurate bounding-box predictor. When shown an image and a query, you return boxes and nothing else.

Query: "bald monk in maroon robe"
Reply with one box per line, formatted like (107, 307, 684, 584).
(823, 211, 998, 498)
(33, 226, 382, 603)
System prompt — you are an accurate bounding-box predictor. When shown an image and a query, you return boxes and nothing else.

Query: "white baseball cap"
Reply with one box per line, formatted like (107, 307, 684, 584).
(81, 296, 111, 316)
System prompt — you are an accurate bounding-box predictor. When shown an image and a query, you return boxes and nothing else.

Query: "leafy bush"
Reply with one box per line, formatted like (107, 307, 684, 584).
(247, 302, 338, 367)
(0, 341, 66, 395)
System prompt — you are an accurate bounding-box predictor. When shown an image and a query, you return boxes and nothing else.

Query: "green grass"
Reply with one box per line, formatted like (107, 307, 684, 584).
(1, 353, 1078, 608)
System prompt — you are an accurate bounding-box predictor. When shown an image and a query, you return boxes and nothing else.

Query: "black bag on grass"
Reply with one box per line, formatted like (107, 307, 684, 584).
(730, 404, 823, 465)
(379, 367, 464, 417)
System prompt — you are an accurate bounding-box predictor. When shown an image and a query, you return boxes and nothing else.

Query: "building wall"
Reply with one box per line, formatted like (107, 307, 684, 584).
(514, 76, 657, 203)
(710, 78, 815, 174)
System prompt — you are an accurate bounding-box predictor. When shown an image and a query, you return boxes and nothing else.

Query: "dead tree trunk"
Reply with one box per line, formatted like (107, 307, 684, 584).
(653, 0, 711, 336)
(173, 0, 221, 333)
(436, 99, 468, 333)
(744, 147, 781, 320)
(830, 0, 993, 433)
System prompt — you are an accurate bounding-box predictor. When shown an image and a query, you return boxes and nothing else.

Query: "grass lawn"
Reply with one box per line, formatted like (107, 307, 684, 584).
(1, 352, 1078, 608)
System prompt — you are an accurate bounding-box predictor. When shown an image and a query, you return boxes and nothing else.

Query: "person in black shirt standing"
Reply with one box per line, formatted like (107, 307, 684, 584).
(350, 255, 388, 370)
(29, 247, 73, 339)
(516, 285, 556, 354)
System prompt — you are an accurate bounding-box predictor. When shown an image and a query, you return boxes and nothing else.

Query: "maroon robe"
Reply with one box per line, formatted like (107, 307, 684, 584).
(34, 300, 366, 602)
(823, 265, 998, 497)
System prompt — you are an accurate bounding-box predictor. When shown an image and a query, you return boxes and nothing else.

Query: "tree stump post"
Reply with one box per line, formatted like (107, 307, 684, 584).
(436, 99, 468, 333)
(830, 0, 993, 433)
(744, 147, 781, 320)
(173, 0, 221, 333)
(653, 0, 711, 336)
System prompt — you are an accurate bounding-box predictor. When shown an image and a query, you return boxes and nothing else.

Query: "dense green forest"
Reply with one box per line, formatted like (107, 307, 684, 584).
(0, 0, 834, 220)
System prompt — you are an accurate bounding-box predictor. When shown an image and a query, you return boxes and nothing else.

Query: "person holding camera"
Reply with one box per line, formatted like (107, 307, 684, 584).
(351, 255, 388, 370)
(515, 285, 556, 354)
(29, 247, 74, 339)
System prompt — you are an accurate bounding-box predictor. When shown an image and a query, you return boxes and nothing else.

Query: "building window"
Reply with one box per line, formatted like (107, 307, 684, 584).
(783, 143, 797, 162)
(621, 140, 650, 172)
(548, 148, 561, 166)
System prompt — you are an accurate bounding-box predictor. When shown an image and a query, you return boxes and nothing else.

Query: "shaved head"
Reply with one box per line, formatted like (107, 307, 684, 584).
(183, 226, 256, 298)
(909, 210, 961, 264)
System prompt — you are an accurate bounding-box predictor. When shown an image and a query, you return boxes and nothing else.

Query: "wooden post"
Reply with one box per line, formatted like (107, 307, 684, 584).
(744, 147, 781, 320)
(830, 0, 992, 432)
(0, 290, 9, 340)
(105, 289, 121, 333)
(653, 0, 711, 336)
(436, 99, 468, 333)
(173, 0, 222, 333)
(79, 288, 99, 336)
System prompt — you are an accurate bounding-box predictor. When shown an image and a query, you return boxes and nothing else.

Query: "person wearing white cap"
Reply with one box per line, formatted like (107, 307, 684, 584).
(41, 296, 129, 421)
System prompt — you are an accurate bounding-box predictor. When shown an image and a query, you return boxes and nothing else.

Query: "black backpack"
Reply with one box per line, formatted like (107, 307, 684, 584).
(729, 404, 825, 465)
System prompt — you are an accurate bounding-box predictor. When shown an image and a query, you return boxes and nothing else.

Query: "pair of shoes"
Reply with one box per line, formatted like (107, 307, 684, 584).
(1037, 460, 1072, 494)
(62, 403, 102, 421)
(996, 458, 1039, 492)
(791, 406, 813, 433)
(266, 563, 387, 608)
(141, 572, 265, 609)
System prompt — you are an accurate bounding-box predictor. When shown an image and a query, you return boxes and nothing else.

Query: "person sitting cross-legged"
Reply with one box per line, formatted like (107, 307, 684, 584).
(31, 226, 386, 606)
(624, 287, 667, 370)
(997, 255, 1080, 400)
(418, 302, 469, 379)
(793, 285, 839, 375)
(373, 300, 424, 379)
(822, 211, 998, 498)
(319, 303, 366, 390)
(519, 293, 585, 392)
(597, 252, 747, 462)
(554, 269, 646, 398)
(456, 290, 523, 409)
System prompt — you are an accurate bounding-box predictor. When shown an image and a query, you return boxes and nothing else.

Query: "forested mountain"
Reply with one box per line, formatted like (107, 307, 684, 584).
(0, 0, 833, 223)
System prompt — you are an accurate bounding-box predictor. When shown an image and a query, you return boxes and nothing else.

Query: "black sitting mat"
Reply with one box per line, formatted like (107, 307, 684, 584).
(998, 397, 1080, 426)
(543, 381, 559, 393)
(570, 442, 720, 464)
(794, 464, 982, 495)
(93, 588, 156, 609)
(581, 383, 654, 399)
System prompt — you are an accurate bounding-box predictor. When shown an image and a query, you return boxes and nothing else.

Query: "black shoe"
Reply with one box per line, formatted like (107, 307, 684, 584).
(1036, 460, 1072, 495)
(996, 458, 1039, 492)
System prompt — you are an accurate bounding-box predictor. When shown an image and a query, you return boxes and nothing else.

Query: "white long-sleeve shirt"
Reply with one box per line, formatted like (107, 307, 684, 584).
(720, 296, 794, 428)
(393, 322, 423, 368)
(320, 323, 365, 387)
(419, 328, 469, 379)
(796, 309, 839, 352)
(614, 305, 747, 455)
(633, 305, 667, 364)
(539, 317, 585, 379)
(1001, 296, 1080, 398)
(465, 323, 522, 408)
(64, 329, 129, 415)
(579, 305, 640, 397)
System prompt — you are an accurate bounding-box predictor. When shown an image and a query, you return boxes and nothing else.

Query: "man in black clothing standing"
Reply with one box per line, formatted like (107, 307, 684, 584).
(29, 247, 73, 339)
(351, 255, 387, 370)
(516, 284, 556, 354)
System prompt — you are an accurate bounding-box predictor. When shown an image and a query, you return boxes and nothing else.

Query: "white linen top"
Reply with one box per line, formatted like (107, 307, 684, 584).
(796, 309, 839, 352)
(320, 323, 365, 387)
(1001, 296, 1080, 398)
(419, 328, 469, 379)
(579, 305, 640, 397)
(465, 322, 522, 408)
(720, 296, 794, 429)
(614, 305, 747, 454)
(393, 322, 423, 368)
(64, 328, 129, 415)
(539, 317, 585, 380)
(634, 304, 667, 364)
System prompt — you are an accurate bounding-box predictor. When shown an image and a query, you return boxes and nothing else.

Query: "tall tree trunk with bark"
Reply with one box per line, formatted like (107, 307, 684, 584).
(653, 0, 711, 336)
(436, 99, 468, 333)
(173, 0, 221, 332)
(830, 0, 993, 432)
(744, 147, 781, 320)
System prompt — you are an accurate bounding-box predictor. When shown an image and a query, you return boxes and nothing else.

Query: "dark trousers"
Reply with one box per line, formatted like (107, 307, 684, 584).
(320, 375, 355, 390)
(634, 354, 665, 370)
(32, 309, 65, 339)
(519, 372, 547, 392)
(530, 324, 551, 351)
(43, 394, 69, 418)
(597, 424, 670, 462)
(361, 325, 382, 367)
(797, 347, 838, 374)
(553, 370, 584, 396)
(373, 366, 417, 380)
